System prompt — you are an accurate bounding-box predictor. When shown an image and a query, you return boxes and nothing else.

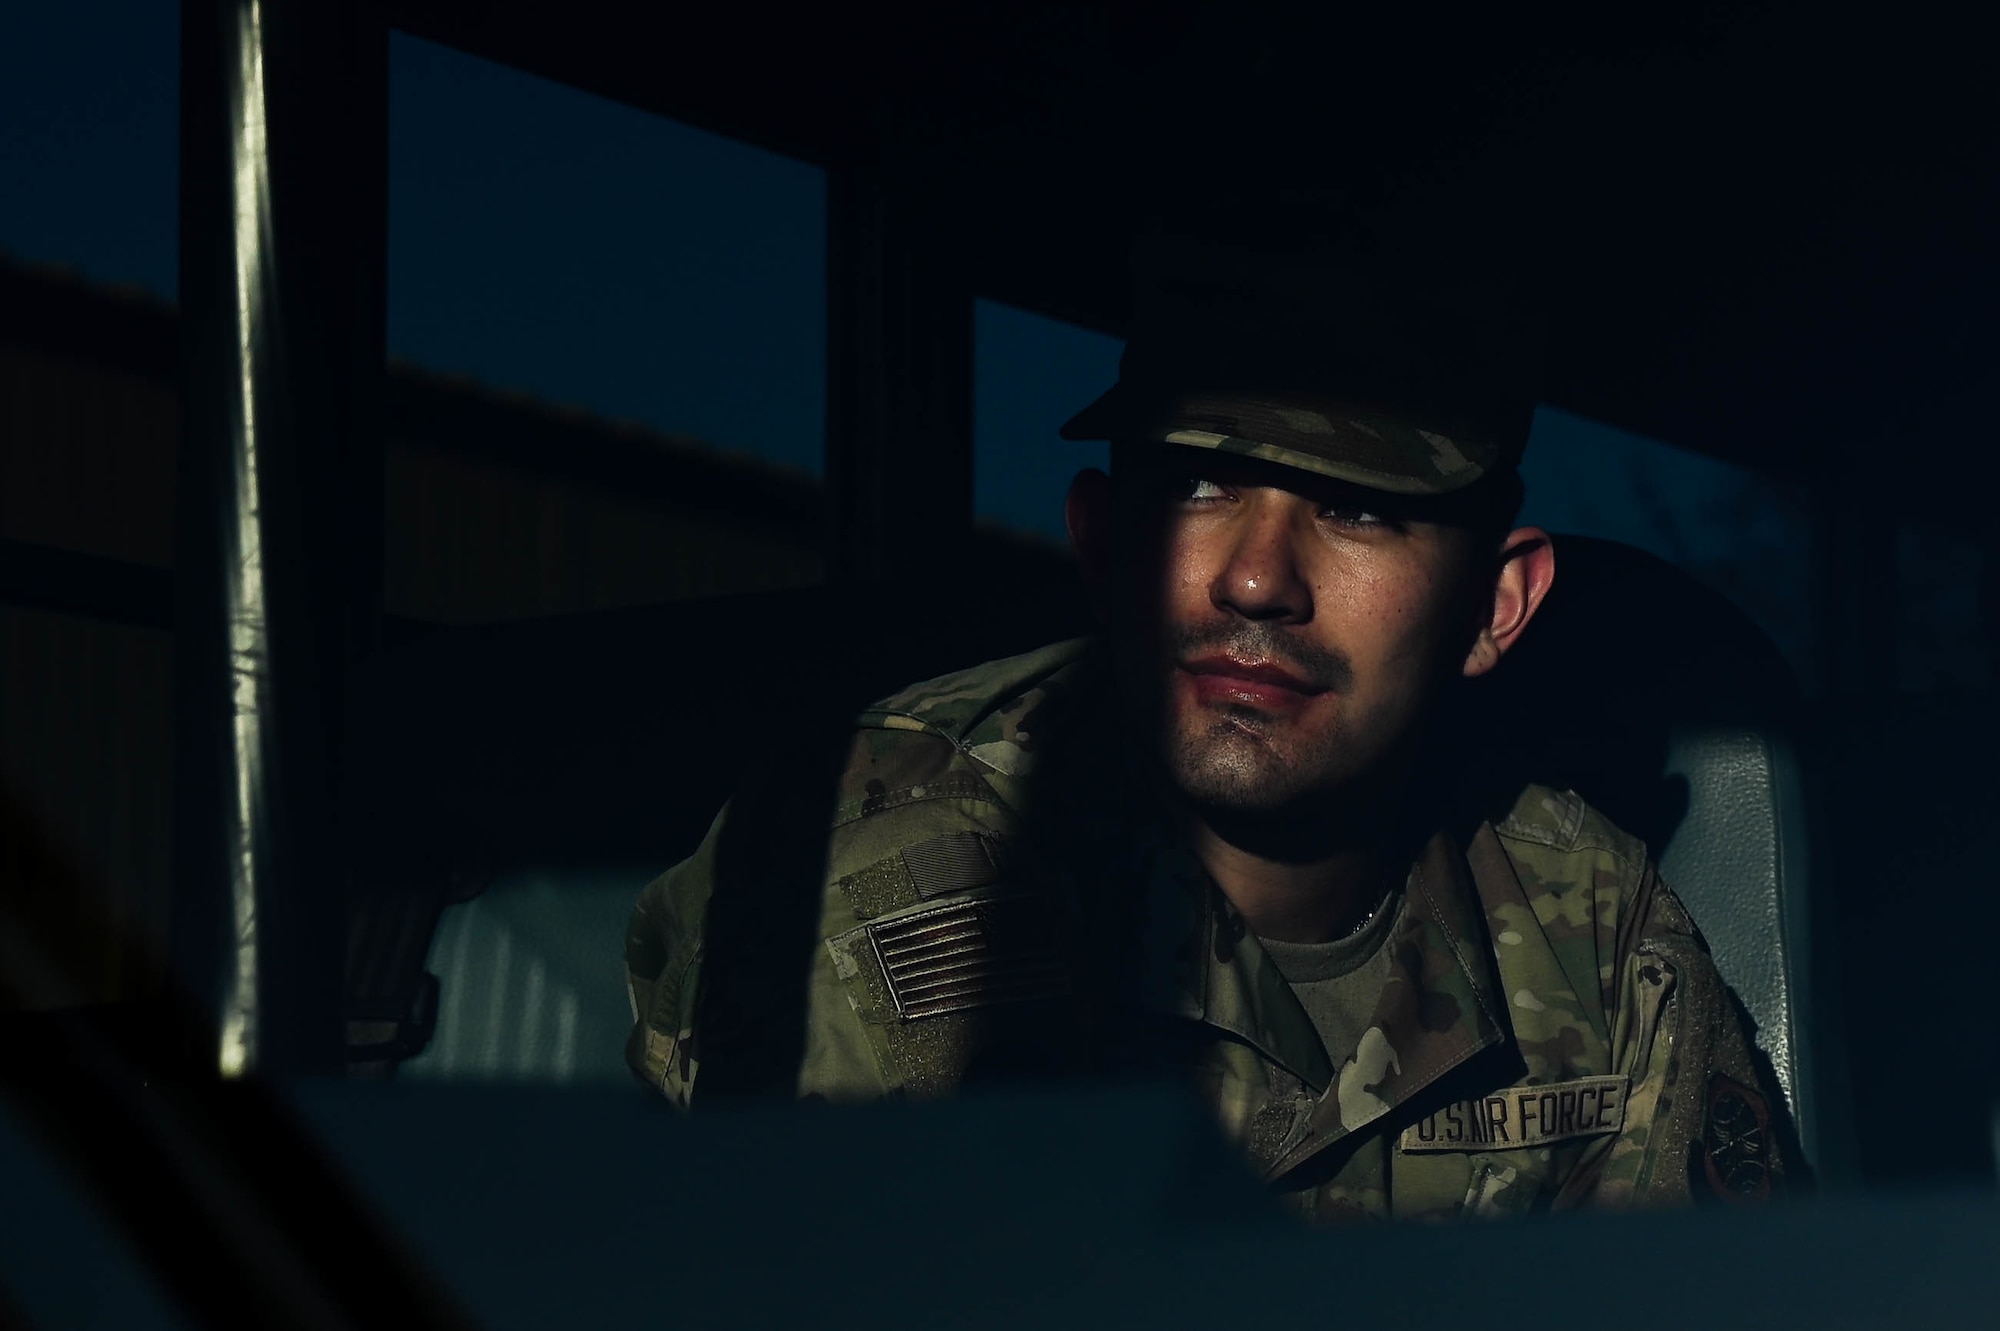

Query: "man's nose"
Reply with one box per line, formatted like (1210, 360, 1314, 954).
(1209, 497, 1311, 623)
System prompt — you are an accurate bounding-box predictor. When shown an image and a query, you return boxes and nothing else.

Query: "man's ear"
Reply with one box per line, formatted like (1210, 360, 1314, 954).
(1066, 467, 1114, 598)
(1462, 527, 1556, 678)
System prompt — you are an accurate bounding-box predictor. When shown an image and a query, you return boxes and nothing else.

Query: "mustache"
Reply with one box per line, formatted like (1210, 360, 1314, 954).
(1166, 622, 1354, 694)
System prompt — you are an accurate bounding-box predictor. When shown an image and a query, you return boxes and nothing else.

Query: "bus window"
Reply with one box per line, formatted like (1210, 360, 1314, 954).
(1519, 406, 1814, 691)
(0, 10, 179, 1012)
(0, 8, 178, 300)
(386, 34, 828, 621)
(973, 298, 1122, 548)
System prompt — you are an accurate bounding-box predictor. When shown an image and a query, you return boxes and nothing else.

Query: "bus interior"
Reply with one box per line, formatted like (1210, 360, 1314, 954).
(2, 1, 1996, 1326)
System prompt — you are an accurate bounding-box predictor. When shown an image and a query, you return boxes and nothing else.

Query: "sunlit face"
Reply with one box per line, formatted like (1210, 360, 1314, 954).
(1106, 447, 1486, 815)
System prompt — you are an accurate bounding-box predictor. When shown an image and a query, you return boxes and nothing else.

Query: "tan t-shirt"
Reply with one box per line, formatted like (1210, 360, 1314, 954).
(1257, 891, 1407, 1068)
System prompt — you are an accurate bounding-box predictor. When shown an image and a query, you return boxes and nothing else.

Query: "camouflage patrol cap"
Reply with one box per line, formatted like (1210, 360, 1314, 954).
(1060, 237, 1543, 495)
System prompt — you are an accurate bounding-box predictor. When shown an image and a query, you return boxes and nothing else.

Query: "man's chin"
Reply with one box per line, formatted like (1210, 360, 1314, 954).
(1165, 744, 1320, 815)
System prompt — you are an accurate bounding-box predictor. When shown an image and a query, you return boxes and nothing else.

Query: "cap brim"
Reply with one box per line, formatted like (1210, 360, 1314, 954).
(1059, 384, 1501, 496)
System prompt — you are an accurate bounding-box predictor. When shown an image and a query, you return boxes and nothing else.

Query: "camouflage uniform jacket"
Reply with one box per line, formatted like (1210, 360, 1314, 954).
(625, 641, 1782, 1222)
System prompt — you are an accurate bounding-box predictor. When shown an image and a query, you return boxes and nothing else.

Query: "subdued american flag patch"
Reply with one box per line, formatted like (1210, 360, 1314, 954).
(868, 895, 1069, 1020)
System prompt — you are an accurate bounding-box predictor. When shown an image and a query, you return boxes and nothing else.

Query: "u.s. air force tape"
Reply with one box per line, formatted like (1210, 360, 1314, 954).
(1399, 1075, 1630, 1153)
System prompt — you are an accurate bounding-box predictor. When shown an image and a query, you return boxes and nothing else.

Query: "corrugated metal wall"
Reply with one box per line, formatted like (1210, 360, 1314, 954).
(383, 444, 821, 623)
(0, 344, 178, 568)
(1, 605, 174, 1004)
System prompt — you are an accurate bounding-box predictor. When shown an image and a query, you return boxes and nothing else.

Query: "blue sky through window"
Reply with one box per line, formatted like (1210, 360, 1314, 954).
(975, 300, 1120, 546)
(0, 6, 179, 297)
(1521, 407, 1813, 689)
(388, 35, 827, 476)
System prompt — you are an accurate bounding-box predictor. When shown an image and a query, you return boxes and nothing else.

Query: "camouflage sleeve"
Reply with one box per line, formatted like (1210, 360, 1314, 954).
(1560, 862, 1785, 1208)
(621, 722, 1019, 1108)
(623, 805, 725, 1108)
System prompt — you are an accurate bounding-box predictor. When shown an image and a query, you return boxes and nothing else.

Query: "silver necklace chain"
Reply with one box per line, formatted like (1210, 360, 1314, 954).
(1340, 868, 1403, 940)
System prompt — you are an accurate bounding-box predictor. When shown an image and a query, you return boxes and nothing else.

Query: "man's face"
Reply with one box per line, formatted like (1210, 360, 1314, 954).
(1102, 446, 1486, 816)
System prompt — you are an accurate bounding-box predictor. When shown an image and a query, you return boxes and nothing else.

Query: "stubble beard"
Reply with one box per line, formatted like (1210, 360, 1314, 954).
(1158, 681, 1434, 866)
(1164, 704, 1348, 813)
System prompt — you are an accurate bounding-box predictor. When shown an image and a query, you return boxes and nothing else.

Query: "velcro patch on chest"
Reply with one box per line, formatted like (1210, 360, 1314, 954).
(901, 831, 1007, 899)
(869, 895, 1069, 1020)
(1399, 1075, 1630, 1153)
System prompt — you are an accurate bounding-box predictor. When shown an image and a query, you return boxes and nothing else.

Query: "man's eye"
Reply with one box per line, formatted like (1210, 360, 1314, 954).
(1182, 477, 1229, 501)
(1323, 505, 1389, 528)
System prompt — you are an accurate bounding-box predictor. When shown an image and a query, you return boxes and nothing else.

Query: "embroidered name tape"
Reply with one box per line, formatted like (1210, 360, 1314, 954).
(1399, 1075, 1629, 1153)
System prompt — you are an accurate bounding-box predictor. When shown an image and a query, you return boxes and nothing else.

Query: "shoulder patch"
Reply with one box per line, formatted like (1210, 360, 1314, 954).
(1696, 1073, 1774, 1203)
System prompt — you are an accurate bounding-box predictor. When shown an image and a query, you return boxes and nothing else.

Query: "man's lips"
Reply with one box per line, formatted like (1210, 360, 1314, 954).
(1179, 655, 1328, 708)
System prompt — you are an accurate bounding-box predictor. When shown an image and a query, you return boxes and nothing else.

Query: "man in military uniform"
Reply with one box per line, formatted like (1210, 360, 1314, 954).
(624, 242, 1784, 1222)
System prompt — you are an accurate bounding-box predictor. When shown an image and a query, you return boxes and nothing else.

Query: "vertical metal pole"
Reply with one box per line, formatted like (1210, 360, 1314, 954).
(825, 109, 976, 585)
(174, 0, 386, 1078)
(1982, 521, 2000, 692)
